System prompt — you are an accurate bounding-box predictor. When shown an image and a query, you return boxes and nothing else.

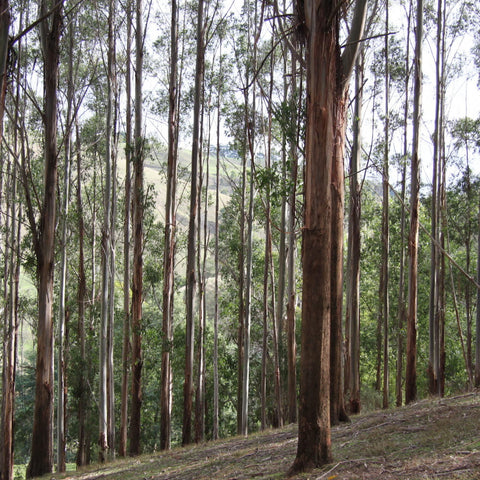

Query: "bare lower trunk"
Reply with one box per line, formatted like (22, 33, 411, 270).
(26, 2, 62, 475)
(406, 0, 423, 405)
(160, 0, 178, 450)
(129, 0, 144, 454)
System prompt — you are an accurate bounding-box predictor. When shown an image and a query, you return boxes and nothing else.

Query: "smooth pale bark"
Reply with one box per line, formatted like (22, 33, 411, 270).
(183, 0, 204, 445)
(75, 123, 89, 468)
(406, 0, 423, 405)
(99, 0, 115, 461)
(286, 39, 299, 426)
(160, 0, 178, 450)
(119, 0, 132, 458)
(57, 19, 75, 470)
(345, 54, 363, 414)
(396, 0, 411, 407)
(26, 1, 63, 476)
(194, 103, 207, 443)
(129, 0, 144, 455)
(330, 89, 349, 425)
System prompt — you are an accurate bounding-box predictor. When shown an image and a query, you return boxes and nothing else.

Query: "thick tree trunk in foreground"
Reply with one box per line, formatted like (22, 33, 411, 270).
(291, 0, 366, 473)
(290, 1, 338, 471)
(26, 1, 63, 476)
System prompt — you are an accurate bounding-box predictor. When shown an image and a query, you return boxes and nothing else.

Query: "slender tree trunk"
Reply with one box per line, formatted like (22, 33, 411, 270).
(119, 0, 133, 458)
(57, 20, 75, 470)
(1, 17, 18, 476)
(346, 54, 363, 415)
(396, 1, 411, 407)
(381, 1, 390, 409)
(212, 42, 223, 439)
(330, 88, 349, 425)
(75, 123, 89, 468)
(406, 0, 423, 405)
(99, 0, 116, 461)
(26, 1, 63, 476)
(475, 188, 480, 387)
(194, 100, 207, 443)
(160, 0, 178, 451)
(129, 0, 144, 454)
(0, 0, 9, 141)
(183, 0, 204, 445)
(286, 43, 299, 425)
(1, 160, 19, 480)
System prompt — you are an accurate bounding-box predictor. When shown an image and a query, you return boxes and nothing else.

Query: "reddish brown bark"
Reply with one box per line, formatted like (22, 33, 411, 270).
(290, 1, 338, 472)
(26, 2, 63, 476)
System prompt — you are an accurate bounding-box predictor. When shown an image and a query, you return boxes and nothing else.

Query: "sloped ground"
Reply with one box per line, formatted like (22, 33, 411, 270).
(46, 392, 480, 480)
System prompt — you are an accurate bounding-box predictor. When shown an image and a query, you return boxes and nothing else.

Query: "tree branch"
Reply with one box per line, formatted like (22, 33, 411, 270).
(340, 0, 368, 93)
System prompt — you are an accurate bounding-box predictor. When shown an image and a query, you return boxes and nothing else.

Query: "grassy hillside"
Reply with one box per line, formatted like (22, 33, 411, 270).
(36, 393, 480, 479)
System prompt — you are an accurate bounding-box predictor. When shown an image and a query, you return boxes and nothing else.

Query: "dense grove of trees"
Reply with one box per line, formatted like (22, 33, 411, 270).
(0, 0, 479, 477)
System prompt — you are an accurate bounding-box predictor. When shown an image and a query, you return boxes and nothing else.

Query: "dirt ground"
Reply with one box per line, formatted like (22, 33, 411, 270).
(51, 392, 480, 480)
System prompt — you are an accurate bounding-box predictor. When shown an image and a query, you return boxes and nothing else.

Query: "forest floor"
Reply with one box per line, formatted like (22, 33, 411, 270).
(42, 392, 480, 480)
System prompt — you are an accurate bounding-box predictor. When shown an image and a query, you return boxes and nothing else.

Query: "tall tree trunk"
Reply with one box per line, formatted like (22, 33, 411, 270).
(212, 41, 223, 440)
(194, 100, 207, 443)
(475, 188, 480, 387)
(396, 0, 411, 407)
(381, 1, 390, 409)
(129, 0, 144, 455)
(0, 0, 9, 142)
(1, 160, 19, 480)
(160, 0, 178, 450)
(290, 0, 366, 472)
(406, 0, 423, 405)
(75, 123, 89, 468)
(119, 0, 133, 458)
(183, 0, 204, 445)
(99, 0, 116, 461)
(57, 18, 75, 470)
(286, 42, 299, 425)
(26, 1, 63, 476)
(346, 53, 363, 414)
(330, 88, 349, 425)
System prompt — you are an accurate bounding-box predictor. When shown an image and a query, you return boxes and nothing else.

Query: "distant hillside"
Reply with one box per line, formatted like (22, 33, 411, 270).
(139, 147, 241, 229)
(44, 393, 480, 480)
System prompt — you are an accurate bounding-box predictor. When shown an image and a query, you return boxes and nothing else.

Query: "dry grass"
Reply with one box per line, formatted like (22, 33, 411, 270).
(42, 392, 480, 480)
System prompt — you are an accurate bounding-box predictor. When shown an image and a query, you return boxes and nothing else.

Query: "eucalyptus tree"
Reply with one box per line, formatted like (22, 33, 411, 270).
(290, 0, 367, 472)
(0, 0, 9, 139)
(1, 116, 20, 480)
(345, 52, 364, 414)
(129, 0, 145, 455)
(24, 0, 64, 476)
(183, 0, 205, 446)
(160, 0, 179, 451)
(405, 0, 423, 405)
(379, 0, 390, 409)
(99, 0, 118, 460)
(0, 6, 19, 479)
